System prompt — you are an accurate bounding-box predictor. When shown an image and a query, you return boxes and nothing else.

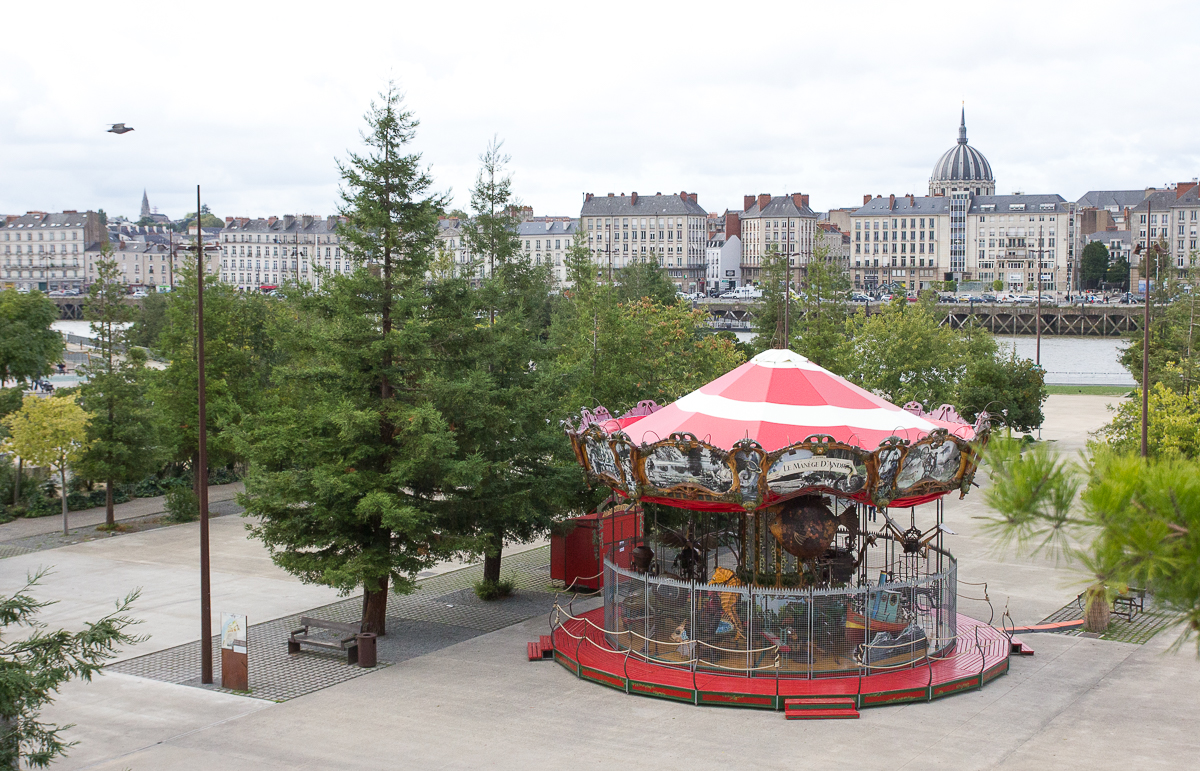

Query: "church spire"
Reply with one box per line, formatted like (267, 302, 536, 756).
(958, 104, 968, 145)
(140, 189, 150, 218)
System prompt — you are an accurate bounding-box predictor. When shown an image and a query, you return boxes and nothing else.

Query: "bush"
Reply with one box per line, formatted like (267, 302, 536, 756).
(164, 485, 199, 523)
(473, 577, 515, 601)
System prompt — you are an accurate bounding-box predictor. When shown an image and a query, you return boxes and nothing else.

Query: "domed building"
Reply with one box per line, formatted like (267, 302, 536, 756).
(929, 109, 995, 197)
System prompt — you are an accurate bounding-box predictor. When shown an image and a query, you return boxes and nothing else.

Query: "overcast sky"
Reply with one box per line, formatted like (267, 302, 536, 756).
(3, 0, 1198, 222)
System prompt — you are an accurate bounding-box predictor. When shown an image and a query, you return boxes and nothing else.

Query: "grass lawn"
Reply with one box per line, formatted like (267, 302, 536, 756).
(1045, 385, 1134, 396)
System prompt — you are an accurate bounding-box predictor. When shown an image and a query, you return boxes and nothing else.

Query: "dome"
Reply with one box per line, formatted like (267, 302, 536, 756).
(930, 109, 994, 189)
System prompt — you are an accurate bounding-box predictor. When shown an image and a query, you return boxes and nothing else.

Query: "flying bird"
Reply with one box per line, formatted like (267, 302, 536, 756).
(107, 123, 134, 134)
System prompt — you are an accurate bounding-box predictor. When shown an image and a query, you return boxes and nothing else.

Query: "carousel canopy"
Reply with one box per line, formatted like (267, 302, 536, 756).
(603, 349, 977, 450)
(569, 349, 987, 512)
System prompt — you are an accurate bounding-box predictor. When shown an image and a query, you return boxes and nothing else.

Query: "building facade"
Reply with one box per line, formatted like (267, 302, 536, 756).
(1, 210, 104, 293)
(737, 193, 818, 286)
(579, 191, 709, 292)
(519, 218, 577, 287)
(218, 215, 346, 290)
(850, 195, 947, 292)
(1128, 182, 1200, 285)
(706, 231, 741, 292)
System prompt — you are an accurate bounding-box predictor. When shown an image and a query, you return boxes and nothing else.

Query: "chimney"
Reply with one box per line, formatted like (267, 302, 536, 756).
(631, 192, 638, 205)
(725, 211, 741, 239)
(908, 194, 915, 206)
(800, 194, 810, 208)
(744, 195, 756, 211)
(889, 194, 896, 210)
(225, 216, 234, 224)
(302, 215, 314, 228)
(283, 215, 295, 228)
(688, 193, 698, 203)
(608, 193, 614, 197)
(267, 216, 278, 226)
(1177, 181, 1197, 199)
(864, 194, 872, 205)
(758, 193, 771, 210)
(585, 192, 593, 202)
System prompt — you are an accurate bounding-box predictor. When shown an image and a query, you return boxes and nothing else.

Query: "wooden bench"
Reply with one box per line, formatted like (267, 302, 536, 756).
(288, 617, 361, 665)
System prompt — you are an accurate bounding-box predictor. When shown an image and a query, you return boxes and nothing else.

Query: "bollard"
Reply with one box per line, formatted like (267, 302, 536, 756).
(356, 632, 377, 668)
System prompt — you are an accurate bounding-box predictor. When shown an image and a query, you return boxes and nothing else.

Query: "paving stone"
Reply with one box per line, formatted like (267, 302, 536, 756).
(108, 546, 559, 701)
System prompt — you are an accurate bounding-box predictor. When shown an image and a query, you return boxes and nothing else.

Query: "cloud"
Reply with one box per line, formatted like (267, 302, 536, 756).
(2, 0, 1198, 221)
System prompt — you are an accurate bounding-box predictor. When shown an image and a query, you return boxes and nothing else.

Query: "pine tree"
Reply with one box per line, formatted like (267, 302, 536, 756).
(76, 253, 159, 527)
(239, 85, 458, 634)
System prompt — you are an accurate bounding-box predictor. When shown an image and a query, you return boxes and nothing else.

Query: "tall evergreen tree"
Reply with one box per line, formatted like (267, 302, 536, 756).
(436, 141, 578, 587)
(239, 86, 458, 634)
(76, 255, 159, 527)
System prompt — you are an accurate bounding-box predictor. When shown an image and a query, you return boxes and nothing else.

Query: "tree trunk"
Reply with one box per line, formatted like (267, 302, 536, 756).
(13, 457, 20, 505)
(105, 478, 114, 527)
(483, 532, 503, 584)
(361, 573, 389, 636)
(60, 467, 69, 536)
(1084, 586, 1111, 633)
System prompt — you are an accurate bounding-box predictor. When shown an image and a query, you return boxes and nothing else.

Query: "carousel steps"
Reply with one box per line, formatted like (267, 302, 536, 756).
(784, 697, 860, 720)
(526, 635, 555, 661)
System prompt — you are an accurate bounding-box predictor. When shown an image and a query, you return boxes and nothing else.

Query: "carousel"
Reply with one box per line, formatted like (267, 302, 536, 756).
(548, 349, 1012, 715)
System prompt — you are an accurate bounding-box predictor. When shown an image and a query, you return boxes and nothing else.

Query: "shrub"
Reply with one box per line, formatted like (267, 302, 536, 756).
(473, 577, 515, 601)
(164, 485, 199, 523)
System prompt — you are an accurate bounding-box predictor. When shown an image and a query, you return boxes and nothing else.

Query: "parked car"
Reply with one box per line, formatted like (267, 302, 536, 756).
(130, 290, 148, 298)
(1012, 295, 1034, 304)
(981, 294, 997, 303)
(958, 294, 979, 303)
(47, 290, 67, 297)
(849, 292, 871, 303)
(718, 291, 738, 299)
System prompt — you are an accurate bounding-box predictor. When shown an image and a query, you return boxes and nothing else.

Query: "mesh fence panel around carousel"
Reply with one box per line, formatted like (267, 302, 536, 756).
(603, 556, 957, 679)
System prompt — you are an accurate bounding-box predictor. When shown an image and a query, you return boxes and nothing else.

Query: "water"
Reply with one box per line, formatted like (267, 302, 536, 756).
(52, 320, 131, 338)
(996, 336, 1132, 386)
(732, 331, 1132, 386)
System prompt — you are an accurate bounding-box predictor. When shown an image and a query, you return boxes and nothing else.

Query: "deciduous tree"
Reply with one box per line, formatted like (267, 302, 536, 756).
(1080, 241, 1109, 289)
(0, 290, 63, 388)
(1, 395, 90, 535)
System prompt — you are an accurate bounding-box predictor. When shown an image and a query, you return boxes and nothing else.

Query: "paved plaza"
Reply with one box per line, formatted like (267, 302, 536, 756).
(2, 395, 1197, 769)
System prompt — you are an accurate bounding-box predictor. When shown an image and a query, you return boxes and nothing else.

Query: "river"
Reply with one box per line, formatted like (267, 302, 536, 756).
(731, 332, 1132, 386)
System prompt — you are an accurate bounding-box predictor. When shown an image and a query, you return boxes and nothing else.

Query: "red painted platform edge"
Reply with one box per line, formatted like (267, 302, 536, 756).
(550, 608, 1011, 713)
(1007, 619, 1083, 634)
(786, 709, 860, 720)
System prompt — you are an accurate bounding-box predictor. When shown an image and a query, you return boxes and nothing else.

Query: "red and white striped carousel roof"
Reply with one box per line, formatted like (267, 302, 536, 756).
(607, 349, 976, 451)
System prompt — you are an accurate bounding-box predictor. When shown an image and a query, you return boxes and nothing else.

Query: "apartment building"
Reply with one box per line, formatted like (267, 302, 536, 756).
(737, 193, 818, 286)
(850, 195, 947, 292)
(580, 191, 709, 292)
(970, 195, 1071, 292)
(1128, 182, 1200, 285)
(218, 215, 346, 290)
(1, 210, 104, 293)
(519, 218, 577, 287)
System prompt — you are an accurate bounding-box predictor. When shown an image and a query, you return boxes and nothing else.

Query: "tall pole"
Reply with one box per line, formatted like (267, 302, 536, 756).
(196, 185, 213, 684)
(1141, 201, 1152, 458)
(1035, 244, 1042, 366)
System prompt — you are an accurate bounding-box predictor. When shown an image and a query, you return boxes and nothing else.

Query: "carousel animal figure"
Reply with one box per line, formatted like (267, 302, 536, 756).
(769, 495, 873, 586)
(659, 525, 724, 582)
(879, 508, 954, 557)
(708, 567, 746, 642)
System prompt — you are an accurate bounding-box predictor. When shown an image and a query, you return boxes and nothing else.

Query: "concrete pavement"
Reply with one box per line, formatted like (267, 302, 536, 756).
(13, 393, 1198, 770)
(0, 482, 244, 542)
